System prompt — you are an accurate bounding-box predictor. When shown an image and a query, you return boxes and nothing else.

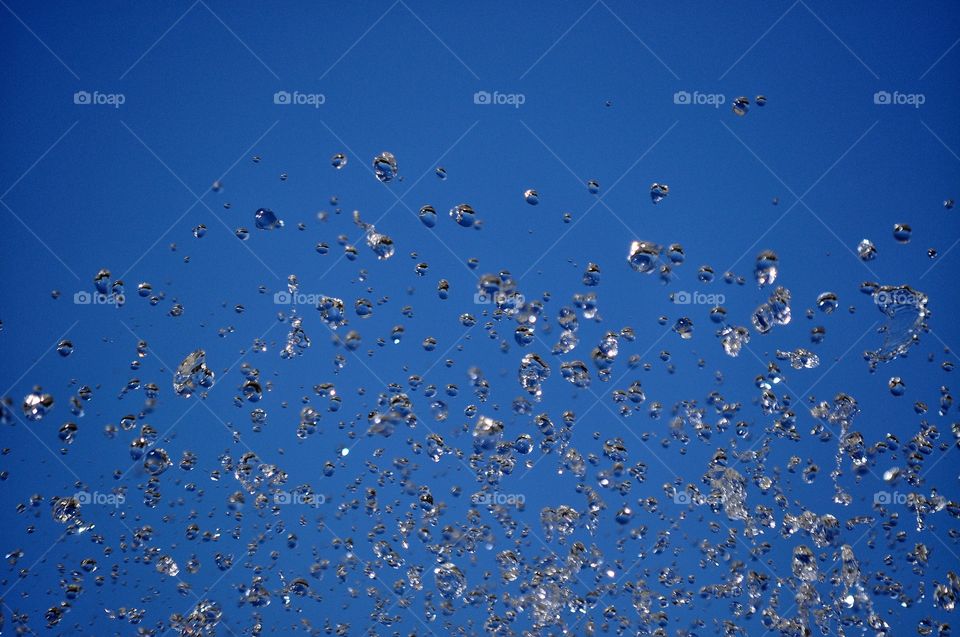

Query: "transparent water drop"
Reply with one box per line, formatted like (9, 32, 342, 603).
(754, 250, 779, 287)
(888, 377, 906, 396)
(419, 205, 438, 228)
(893, 223, 912, 243)
(372, 151, 398, 183)
(649, 183, 669, 204)
(449, 203, 476, 227)
(732, 96, 750, 116)
(816, 291, 839, 314)
(254, 208, 282, 230)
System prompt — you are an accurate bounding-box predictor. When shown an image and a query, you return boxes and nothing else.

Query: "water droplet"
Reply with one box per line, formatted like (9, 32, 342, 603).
(816, 291, 839, 314)
(372, 151, 398, 183)
(732, 96, 750, 116)
(889, 377, 906, 396)
(649, 183, 669, 204)
(627, 240, 662, 273)
(173, 350, 215, 398)
(449, 203, 477, 228)
(255, 208, 282, 230)
(857, 238, 877, 261)
(754, 250, 779, 287)
(418, 205, 437, 228)
(331, 153, 347, 169)
(893, 223, 912, 243)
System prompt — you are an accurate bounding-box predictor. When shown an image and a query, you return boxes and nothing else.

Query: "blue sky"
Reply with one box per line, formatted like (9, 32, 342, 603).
(1, 2, 959, 635)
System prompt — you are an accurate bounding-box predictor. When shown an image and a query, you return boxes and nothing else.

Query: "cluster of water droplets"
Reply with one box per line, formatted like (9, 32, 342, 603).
(2, 136, 955, 637)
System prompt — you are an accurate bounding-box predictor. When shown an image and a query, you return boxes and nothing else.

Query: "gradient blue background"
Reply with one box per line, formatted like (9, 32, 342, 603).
(2, 2, 959, 634)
